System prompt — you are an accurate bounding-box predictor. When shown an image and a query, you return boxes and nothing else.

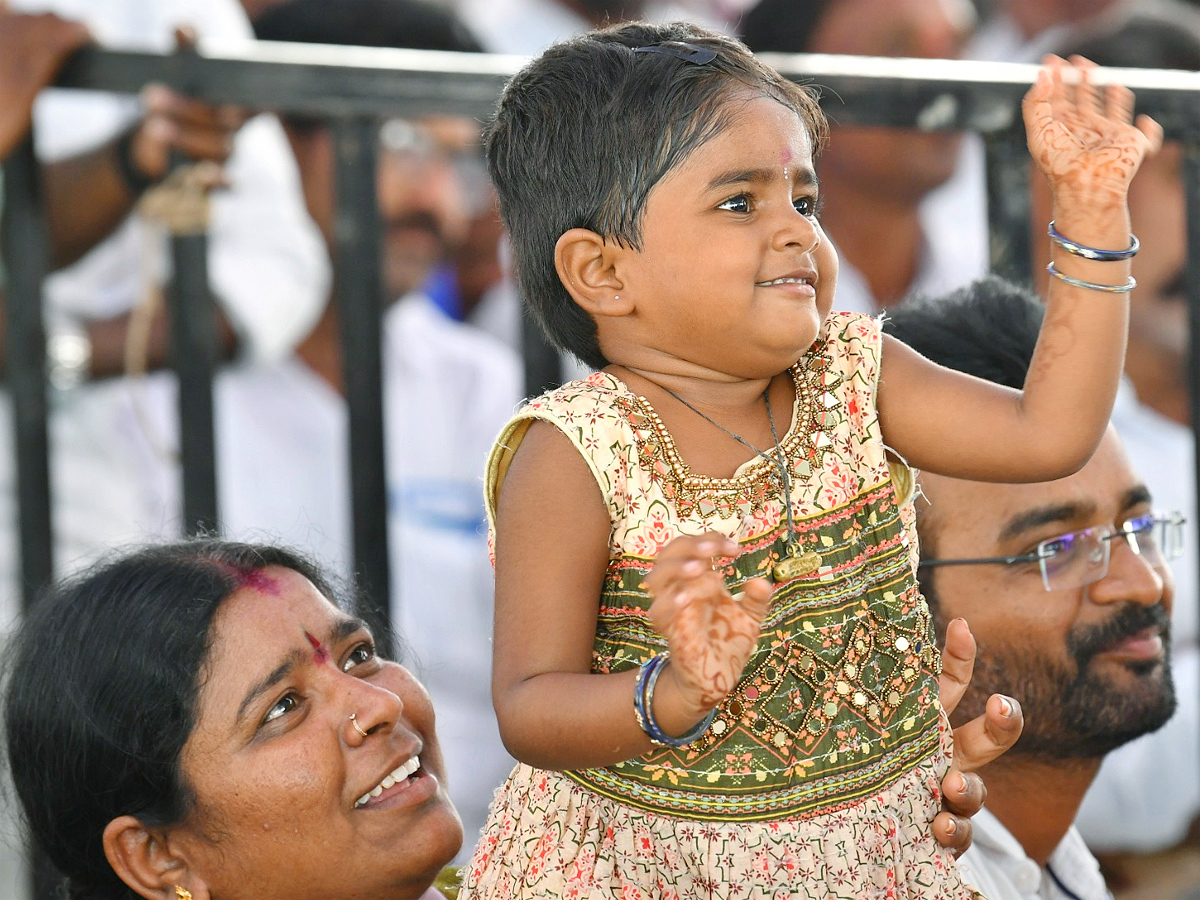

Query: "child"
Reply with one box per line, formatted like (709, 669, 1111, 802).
(464, 22, 1160, 899)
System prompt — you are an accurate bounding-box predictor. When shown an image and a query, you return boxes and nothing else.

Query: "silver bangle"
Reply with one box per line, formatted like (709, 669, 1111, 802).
(46, 329, 93, 391)
(1046, 262, 1136, 294)
(1048, 220, 1139, 261)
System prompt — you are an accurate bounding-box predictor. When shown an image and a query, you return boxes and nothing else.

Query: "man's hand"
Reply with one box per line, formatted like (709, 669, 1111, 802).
(0, 4, 90, 160)
(932, 617, 1024, 858)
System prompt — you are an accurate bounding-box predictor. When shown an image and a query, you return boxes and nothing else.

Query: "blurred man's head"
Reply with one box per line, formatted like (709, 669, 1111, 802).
(740, 0, 976, 200)
(254, 0, 486, 303)
(886, 277, 1178, 761)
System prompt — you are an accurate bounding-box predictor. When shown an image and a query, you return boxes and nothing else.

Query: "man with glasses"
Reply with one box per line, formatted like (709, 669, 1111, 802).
(885, 276, 1185, 900)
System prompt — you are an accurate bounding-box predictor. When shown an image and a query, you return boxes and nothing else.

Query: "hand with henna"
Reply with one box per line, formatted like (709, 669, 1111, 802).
(1024, 54, 1162, 209)
(645, 533, 773, 726)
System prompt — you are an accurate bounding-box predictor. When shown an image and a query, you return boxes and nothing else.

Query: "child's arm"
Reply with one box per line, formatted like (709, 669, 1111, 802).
(490, 420, 772, 771)
(878, 56, 1163, 482)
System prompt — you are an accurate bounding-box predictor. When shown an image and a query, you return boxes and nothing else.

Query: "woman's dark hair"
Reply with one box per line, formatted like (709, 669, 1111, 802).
(485, 20, 827, 370)
(3, 540, 349, 900)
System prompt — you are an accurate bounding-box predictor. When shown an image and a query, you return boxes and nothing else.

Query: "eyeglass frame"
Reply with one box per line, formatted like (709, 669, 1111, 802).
(917, 510, 1187, 593)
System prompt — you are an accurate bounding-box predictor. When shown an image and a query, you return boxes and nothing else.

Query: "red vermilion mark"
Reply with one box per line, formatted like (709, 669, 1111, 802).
(213, 561, 281, 595)
(305, 631, 330, 664)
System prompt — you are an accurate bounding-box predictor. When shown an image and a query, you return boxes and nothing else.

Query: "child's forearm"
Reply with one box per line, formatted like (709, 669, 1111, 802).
(1015, 188, 1133, 476)
(496, 663, 713, 771)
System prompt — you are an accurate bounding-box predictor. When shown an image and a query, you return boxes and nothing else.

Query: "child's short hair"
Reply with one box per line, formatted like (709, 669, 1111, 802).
(485, 21, 827, 370)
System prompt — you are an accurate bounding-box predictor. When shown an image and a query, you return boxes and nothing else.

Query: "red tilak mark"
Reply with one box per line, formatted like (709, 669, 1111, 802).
(305, 631, 331, 664)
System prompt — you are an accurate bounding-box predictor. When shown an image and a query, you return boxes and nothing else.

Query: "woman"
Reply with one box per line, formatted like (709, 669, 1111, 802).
(4, 539, 998, 900)
(5, 541, 462, 900)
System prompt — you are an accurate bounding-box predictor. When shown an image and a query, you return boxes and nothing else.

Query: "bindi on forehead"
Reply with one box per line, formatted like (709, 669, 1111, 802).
(305, 631, 331, 665)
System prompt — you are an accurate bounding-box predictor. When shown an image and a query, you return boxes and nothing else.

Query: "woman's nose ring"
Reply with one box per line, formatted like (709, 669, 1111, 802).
(349, 713, 369, 738)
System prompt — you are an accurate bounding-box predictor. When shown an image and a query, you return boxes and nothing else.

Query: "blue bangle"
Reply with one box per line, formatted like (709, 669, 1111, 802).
(1048, 220, 1139, 261)
(634, 651, 716, 747)
(1046, 261, 1136, 294)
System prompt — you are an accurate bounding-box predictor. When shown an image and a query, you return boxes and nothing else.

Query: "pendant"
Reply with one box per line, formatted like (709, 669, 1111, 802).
(773, 547, 822, 581)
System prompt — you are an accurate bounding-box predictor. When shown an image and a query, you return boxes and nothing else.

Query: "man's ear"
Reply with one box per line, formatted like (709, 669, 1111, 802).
(554, 227, 635, 318)
(102, 816, 209, 900)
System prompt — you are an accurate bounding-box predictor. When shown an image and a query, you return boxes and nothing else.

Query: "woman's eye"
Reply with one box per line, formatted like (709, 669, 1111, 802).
(717, 194, 751, 213)
(342, 641, 377, 673)
(793, 195, 820, 218)
(262, 692, 300, 726)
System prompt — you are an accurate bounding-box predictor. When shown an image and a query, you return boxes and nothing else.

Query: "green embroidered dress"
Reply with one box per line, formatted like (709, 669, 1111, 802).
(462, 313, 978, 900)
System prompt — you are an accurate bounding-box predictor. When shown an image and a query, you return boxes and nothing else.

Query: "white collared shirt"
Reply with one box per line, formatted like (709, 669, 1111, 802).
(956, 809, 1111, 900)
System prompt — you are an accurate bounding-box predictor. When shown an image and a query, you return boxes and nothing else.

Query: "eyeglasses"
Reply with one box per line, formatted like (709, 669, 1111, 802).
(918, 511, 1187, 592)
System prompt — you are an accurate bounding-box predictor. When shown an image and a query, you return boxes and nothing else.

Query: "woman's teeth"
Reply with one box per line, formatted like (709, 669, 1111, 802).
(757, 277, 810, 286)
(355, 755, 420, 807)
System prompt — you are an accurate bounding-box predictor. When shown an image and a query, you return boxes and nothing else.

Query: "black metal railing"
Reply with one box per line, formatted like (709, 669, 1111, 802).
(4, 42, 1200, 900)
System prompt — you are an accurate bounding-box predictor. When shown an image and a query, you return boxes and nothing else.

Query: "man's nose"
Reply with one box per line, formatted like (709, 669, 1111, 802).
(1087, 537, 1168, 608)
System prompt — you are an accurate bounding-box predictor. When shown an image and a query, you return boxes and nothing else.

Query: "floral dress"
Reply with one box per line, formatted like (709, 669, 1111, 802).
(462, 313, 981, 900)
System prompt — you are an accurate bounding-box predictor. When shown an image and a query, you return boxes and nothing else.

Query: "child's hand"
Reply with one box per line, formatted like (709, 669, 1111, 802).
(645, 533, 773, 718)
(1023, 54, 1163, 207)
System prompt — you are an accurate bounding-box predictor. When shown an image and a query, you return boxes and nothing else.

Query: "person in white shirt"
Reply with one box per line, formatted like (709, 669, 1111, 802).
(118, 0, 524, 858)
(886, 277, 1181, 900)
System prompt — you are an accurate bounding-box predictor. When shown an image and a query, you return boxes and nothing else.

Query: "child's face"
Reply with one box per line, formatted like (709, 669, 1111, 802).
(617, 91, 837, 378)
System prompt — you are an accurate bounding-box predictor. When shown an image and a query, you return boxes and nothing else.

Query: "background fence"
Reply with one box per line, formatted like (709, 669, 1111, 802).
(3, 41, 1200, 900)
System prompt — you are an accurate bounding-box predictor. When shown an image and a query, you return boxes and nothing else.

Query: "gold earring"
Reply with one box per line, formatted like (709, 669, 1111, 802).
(175, 887, 192, 900)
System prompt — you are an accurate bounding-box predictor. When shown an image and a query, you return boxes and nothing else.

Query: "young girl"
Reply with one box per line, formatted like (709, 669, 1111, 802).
(464, 22, 1160, 899)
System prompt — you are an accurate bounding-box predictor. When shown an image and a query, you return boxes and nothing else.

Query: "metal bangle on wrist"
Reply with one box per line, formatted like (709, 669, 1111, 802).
(634, 651, 717, 748)
(1047, 220, 1139, 261)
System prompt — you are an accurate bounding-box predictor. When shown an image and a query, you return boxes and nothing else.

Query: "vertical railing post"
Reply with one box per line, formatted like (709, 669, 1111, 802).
(983, 124, 1034, 287)
(168, 219, 220, 536)
(521, 309, 561, 398)
(332, 115, 393, 655)
(1183, 138, 1200, 676)
(0, 136, 54, 608)
(1, 134, 60, 900)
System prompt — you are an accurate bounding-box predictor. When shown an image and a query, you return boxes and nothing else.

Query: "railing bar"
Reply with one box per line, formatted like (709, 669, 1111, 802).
(332, 115, 393, 657)
(50, 47, 1200, 136)
(168, 229, 220, 536)
(0, 136, 54, 611)
(1183, 139, 1200, 663)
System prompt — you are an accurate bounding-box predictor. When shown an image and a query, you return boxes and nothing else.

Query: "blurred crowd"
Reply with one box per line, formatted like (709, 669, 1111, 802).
(3, 0, 1200, 897)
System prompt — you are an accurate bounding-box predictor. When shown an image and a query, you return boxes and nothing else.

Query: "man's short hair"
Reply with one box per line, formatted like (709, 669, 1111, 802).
(882, 274, 1042, 390)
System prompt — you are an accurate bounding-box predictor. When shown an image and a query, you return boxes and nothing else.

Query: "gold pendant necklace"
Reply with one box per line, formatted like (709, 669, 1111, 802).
(658, 382, 821, 582)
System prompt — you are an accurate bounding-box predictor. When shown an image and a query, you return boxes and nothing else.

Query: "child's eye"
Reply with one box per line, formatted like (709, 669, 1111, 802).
(793, 195, 821, 218)
(717, 194, 751, 214)
(262, 691, 301, 726)
(342, 641, 378, 673)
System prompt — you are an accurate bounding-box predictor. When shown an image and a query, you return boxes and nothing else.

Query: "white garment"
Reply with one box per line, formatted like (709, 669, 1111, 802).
(1073, 381, 1200, 852)
(10, 0, 329, 363)
(460, 0, 726, 57)
(956, 809, 1111, 900)
(125, 294, 523, 859)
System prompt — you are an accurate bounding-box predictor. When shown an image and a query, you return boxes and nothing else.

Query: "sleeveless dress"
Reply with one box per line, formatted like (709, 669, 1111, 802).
(463, 313, 981, 900)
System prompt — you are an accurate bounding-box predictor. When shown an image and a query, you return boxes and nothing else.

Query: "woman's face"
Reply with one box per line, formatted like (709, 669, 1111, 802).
(172, 566, 462, 900)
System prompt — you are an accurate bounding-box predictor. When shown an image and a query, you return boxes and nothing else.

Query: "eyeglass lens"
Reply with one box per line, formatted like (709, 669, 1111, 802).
(1038, 513, 1183, 592)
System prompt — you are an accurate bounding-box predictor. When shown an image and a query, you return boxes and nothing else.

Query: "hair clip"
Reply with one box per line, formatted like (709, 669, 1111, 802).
(633, 41, 718, 65)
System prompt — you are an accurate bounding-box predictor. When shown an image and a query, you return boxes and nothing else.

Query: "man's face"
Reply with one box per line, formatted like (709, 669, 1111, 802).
(377, 115, 481, 301)
(811, 0, 976, 200)
(918, 429, 1176, 760)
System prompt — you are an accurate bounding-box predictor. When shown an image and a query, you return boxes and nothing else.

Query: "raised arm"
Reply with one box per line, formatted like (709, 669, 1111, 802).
(879, 56, 1163, 482)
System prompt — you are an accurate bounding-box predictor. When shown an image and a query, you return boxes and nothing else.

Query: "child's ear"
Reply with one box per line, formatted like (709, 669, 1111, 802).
(103, 816, 211, 900)
(554, 228, 635, 317)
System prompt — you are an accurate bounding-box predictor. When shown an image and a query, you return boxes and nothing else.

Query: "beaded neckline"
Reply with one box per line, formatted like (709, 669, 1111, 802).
(606, 341, 840, 519)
